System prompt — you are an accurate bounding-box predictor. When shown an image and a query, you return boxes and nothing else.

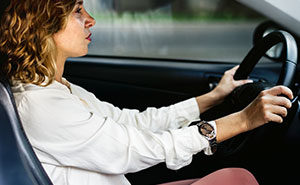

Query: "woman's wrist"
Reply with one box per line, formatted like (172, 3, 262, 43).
(215, 112, 248, 143)
(211, 87, 227, 104)
(196, 91, 222, 114)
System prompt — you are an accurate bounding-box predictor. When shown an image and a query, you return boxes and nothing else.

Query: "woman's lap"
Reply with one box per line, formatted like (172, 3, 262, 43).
(158, 168, 259, 185)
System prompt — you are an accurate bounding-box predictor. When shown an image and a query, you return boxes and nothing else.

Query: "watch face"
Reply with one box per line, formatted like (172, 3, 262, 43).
(200, 123, 215, 139)
(197, 121, 217, 153)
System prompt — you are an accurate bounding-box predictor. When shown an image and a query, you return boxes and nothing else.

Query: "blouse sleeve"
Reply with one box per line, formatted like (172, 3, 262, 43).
(71, 84, 200, 132)
(16, 89, 213, 175)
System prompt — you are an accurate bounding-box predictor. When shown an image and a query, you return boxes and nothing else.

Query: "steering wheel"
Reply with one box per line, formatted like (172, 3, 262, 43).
(202, 30, 298, 156)
(234, 30, 298, 87)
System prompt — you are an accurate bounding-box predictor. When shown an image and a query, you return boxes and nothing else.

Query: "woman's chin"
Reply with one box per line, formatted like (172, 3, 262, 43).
(71, 50, 89, 58)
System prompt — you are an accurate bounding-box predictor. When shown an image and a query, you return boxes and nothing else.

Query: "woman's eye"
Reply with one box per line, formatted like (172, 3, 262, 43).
(76, 8, 82, 14)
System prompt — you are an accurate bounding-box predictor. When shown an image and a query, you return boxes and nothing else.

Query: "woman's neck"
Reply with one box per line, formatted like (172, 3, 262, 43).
(55, 55, 67, 83)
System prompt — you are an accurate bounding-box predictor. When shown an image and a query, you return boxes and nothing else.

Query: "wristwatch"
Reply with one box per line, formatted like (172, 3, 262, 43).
(196, 120, 217, 154)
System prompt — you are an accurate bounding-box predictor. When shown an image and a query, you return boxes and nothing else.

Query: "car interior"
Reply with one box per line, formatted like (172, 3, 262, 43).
(63, 29, 300, 185)
(1, 28, 300, 185)
(1, 0, 300, 185)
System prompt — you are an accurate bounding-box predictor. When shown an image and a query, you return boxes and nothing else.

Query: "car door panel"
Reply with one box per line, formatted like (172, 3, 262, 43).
(64, 56, 282, 111)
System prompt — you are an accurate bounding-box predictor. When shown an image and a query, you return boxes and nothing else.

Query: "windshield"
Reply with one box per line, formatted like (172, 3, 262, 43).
(239, 0, 300, 37)
(85, 0, 266, 62)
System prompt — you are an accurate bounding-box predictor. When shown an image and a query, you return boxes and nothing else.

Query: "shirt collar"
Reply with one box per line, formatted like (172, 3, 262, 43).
(11, 77, 72, 94)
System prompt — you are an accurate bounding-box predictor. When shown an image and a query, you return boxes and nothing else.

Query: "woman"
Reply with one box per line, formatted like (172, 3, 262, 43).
(0, 0, 293, 185)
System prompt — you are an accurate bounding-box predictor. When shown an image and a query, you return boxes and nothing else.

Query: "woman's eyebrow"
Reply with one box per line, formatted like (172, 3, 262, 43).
(76, 1, 83, 5)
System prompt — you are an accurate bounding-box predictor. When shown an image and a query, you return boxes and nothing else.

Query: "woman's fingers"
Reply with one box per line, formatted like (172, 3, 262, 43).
(264, 85, 294, 100)
(234, 79, 253, 87)
(259, 93, 292, 109)
(258, 87, 292, 119)
(267, 112, 284, 123)
(218, 65, 253, 93)
(226, 65, 239, 75)
(227, 65, 253, 86)
(243, 85, 294, 130)
(270, 105, 288, 119)
(272, 96, 292, 109)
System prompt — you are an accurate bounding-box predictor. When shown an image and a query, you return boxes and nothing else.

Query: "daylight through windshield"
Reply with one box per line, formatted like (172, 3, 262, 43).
(85, 0, 266, 62)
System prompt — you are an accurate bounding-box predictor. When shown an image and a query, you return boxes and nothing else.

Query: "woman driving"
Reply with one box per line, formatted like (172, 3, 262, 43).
(0, 0, 293, 185)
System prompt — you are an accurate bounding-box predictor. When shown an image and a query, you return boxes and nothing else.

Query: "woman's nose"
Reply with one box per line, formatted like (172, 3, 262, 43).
(85, 14, 96, 28)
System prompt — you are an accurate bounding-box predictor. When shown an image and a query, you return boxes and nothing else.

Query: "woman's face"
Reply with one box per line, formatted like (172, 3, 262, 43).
(53, 0, 95, 59)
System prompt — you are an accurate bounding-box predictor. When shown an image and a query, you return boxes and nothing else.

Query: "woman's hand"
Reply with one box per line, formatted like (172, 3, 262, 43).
(212, 65, 253, 104)
(196, 65, 252, 114)
(241, 85, 293, 131)
(215, 85, 294, 142)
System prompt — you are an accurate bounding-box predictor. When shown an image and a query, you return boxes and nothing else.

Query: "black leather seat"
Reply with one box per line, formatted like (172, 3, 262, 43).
(0, 77, 53, 185)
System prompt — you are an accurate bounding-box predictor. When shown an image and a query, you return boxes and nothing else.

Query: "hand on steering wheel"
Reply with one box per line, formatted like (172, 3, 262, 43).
(212, 65, 253, 105)
(241, 86, 293, 131)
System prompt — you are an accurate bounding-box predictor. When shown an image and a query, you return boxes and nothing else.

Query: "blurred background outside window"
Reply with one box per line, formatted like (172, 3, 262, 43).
(85, 0, 266, 63)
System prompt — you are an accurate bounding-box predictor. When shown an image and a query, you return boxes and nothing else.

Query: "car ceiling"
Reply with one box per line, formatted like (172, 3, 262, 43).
(238, 0, 300, 37)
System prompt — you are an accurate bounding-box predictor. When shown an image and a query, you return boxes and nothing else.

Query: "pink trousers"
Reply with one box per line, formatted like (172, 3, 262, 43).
(158, 168, 259, 185)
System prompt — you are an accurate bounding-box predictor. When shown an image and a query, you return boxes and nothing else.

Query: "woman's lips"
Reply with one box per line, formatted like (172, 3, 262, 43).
(86, 33, 92, 41)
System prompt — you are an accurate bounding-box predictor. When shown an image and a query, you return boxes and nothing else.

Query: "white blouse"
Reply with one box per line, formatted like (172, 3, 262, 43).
(12, 79, 214, 185)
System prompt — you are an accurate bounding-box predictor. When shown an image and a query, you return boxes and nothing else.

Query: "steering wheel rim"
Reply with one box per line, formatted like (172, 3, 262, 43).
(234, 30, 298, 87)
(216, 30, 298, 157)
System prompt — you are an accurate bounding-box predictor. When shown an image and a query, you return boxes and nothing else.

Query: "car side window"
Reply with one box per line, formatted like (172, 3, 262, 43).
(85, 0, 266, 63)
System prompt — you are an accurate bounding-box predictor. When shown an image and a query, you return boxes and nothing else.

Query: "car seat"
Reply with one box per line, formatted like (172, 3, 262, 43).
(0, 77, 53, 185)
